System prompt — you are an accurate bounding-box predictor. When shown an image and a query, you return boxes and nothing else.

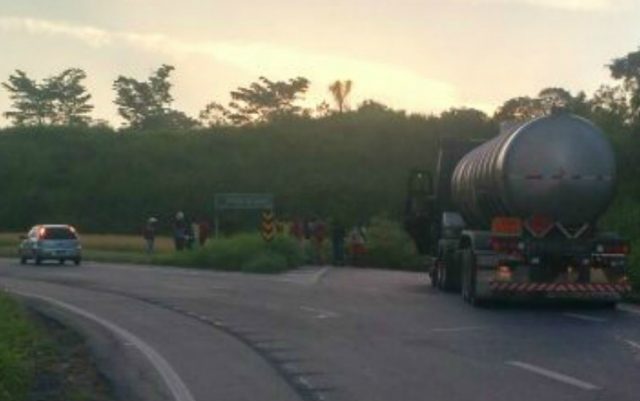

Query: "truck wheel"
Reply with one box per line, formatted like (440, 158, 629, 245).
(441, 250, 461, 292)
(461, 249, 478, 305)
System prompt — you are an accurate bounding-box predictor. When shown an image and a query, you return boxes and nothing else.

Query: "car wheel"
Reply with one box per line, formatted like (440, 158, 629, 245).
(74, 258, 81, 266)
(35, 257, 42, 265)
(59, 259, 65, 265)
(20, 256, 27, 265)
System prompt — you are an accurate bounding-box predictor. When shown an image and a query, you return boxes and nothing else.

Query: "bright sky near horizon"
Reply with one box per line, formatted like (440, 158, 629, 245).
(0, 0, 638, 126)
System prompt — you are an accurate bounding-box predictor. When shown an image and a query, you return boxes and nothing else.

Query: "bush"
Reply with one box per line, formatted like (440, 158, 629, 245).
(152, 233, 303, 273)
(361, 216, 423, 270)
(601, 192, 640, 290)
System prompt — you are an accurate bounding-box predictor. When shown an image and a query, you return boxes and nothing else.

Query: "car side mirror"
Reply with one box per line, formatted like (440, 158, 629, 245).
(19, 235, 27, 240)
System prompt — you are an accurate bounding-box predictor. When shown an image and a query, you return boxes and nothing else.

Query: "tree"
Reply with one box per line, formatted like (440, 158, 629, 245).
(357, 99, 391, 114)
(199, 101, 232, 127)
(494, 88, 588, 123)
(439, 108, 495, 140)
(493, 96, 543, 122)
(2, 70, 55, 126)
(113, 64, 196, 129)
(143, 110, 200, 130)
(314, 101, 332, 118)
(609, 48, 640, 129)
(46, 68, 94, 126)
(205, 76, 310, 125)
(2, 69, 93, 126)
(329, 80, 353, 113)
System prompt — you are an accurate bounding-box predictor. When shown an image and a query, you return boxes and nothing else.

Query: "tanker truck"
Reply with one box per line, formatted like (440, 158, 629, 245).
(405, 111, 632, 305)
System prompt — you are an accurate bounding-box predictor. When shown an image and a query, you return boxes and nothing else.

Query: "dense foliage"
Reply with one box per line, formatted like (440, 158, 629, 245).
(0, 109, 496, 233)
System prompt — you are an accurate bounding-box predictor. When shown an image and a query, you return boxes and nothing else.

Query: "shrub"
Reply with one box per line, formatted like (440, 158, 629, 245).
(152, 233, 303, 272)
(601, 192, 640, 290)
(361, 216, 423, 270)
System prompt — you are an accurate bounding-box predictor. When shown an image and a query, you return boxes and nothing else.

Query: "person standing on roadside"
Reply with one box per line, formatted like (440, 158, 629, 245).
(197, 217, 211, 247)
(331, 220, 346, 266)
(348, 224, 367, 266)
(174, 211, 187, 251)
(143, 217, 158, 254)
(185, 217, 196, 250)
(311, 216, 327, 265)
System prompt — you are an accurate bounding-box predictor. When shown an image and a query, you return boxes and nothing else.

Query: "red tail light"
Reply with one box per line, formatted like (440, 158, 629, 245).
(594, 241, 630, 255)
(490, 237, 524, 253)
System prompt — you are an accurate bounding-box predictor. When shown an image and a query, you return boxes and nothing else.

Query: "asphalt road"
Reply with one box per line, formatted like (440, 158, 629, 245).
(1, 259, 639, 401)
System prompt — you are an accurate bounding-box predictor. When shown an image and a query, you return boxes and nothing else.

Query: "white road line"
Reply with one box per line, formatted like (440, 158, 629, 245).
(300, 306, 339, 319)
(624, 339, 640, 351)
(618, 304, 640, 316)
(431, 326, 485, 333)
(506, 361, 600, 391)
(563, 313, 607, 323)
(10, 289, 196, 401)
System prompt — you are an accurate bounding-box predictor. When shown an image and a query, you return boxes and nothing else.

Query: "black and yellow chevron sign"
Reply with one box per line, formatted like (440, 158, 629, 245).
(261, 210, 275, 242)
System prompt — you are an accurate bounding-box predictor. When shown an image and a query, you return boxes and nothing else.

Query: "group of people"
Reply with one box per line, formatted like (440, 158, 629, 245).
(142, 212, 368, 265)
(286, 217, 368, 266)
(142, 211, 212, 254)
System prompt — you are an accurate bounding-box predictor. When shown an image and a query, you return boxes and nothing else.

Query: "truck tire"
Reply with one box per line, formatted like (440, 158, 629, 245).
(441, 250, 461, 292)
(461, 249, 478, 305)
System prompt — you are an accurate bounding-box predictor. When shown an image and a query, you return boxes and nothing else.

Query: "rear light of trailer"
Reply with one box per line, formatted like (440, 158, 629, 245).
(594, 241, 630, 255)
(490, 237, 524, 253)
(491, 217, 523, 236)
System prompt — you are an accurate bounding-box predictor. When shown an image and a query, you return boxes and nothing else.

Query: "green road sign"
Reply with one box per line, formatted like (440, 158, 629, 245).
(214, 193, 274, 210)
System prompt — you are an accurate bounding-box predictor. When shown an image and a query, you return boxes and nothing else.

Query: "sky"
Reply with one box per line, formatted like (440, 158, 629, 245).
(0, 0, 639, 126)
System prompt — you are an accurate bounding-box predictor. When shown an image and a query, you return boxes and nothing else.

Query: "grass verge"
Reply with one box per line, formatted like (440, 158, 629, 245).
(0, 294, 112, 401)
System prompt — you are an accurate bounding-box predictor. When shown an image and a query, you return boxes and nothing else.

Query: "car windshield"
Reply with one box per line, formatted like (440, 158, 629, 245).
(42, 228, 76, 240)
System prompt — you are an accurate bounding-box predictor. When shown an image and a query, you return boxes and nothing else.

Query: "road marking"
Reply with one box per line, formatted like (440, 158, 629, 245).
(506, 361, 600, 391)
(281, 267, 330, 285)
(618, 304, 640, 316)
(563, 313, 607, 323)
(624, 339, 640, 351)
(431, 326, 485, 332)
(10, 289, 196, 401)
(300, 306, 339, 319)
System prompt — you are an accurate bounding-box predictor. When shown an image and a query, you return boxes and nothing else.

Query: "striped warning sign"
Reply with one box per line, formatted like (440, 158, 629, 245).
(261, 210, 275, 242)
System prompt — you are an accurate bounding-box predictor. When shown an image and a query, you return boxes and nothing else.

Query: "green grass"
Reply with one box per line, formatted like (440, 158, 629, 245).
(0, 294, 41, 401)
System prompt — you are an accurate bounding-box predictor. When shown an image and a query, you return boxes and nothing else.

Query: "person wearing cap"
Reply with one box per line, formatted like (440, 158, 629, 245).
(143, 217, 158, 254)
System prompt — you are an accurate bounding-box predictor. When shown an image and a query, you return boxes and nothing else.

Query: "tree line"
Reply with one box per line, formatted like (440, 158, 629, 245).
(3, 45, 640, 133)
(2, 65, 357, 130)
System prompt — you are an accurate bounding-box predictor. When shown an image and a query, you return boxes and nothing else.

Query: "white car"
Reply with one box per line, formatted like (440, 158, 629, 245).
(19, 224, 82, 265)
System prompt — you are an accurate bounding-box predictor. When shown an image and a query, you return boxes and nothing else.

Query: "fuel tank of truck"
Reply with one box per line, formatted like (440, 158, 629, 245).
(450, 113, 616, 228)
